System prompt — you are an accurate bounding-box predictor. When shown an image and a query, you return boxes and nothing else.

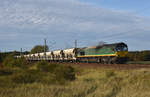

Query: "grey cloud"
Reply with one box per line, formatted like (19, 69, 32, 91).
(0, 0, 150, 51)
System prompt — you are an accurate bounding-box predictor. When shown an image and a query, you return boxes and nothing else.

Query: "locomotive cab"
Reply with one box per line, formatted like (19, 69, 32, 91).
(115, 43, 128, 58)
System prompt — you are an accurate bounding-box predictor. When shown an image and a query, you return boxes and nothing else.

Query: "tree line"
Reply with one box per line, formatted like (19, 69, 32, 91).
(127, 50, 150, 61)
(0, 45, 47, 63)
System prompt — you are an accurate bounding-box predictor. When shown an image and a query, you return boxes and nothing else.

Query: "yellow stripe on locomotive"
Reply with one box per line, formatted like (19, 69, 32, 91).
(116, 51, 128, 57)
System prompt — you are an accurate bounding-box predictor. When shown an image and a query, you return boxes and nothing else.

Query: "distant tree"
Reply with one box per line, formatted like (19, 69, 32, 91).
(127, 51, 150, 61)
(0, 52, 17, 63)
(142, 51, 150, 61)
(30, 45, 49, 54)
(0, 53, 3, 62)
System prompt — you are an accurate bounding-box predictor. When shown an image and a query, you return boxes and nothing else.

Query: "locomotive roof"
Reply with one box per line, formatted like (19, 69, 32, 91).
(87, 42, 127, 49)
(99, 42, 126, 47)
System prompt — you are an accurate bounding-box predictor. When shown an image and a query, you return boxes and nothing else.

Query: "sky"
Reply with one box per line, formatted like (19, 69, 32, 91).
(0, 0, 150, 52)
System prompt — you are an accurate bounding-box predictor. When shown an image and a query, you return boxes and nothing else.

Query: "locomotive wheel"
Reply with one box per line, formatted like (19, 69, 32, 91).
(107, 57, 111, 64)
(101, 57, 113, 64)
(97, 58, 101, 63)
(111, 57, 117, 64)
(101, 57, 107, 64)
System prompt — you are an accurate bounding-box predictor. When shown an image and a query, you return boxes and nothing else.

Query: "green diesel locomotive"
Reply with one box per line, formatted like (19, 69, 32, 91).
(77, 42, 128, 64)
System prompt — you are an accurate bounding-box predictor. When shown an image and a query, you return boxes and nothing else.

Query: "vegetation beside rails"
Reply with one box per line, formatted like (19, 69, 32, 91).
(127, 61, 150, 65)
(0, 56, 76, 96)
(0, 60, 150, 97)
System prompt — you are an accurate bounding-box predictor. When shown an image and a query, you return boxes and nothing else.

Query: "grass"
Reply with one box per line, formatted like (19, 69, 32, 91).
(127, 61, 150, 64)
(0, 64, 150, 97)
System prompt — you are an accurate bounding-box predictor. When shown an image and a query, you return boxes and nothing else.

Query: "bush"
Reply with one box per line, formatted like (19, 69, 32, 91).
(15, 58, 27, 68)
(0, 68, 13, 76)
(3, 55, 27, 68)
(6, 61, 76, 84)
(3, 55, 16, 67)
(36, 61, 76, 83)
(54, 65, 76, 82)
(40, 73, 56, 84)
(63, 66, 76, 81)
(12, 70, 41, 84)
(36, 61, 51, 72)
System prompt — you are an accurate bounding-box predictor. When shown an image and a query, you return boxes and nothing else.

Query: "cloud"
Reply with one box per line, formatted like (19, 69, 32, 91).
(0, 0, 150, 51)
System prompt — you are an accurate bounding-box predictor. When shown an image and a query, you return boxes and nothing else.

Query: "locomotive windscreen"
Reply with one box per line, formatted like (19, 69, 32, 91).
(116, 43, 128, 51)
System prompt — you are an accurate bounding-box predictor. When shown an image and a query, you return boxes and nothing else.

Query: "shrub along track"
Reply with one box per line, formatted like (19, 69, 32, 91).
(0, 63, 3, 68)
(46, 62, 150, 70)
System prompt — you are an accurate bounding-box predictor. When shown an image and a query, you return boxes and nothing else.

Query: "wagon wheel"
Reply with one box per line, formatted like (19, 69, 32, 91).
(107, 57, 111, 64)
(110, 57, 117, 64)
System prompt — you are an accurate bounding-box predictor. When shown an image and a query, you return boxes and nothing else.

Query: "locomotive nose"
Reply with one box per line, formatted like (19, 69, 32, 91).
(116, 51, 128, 57)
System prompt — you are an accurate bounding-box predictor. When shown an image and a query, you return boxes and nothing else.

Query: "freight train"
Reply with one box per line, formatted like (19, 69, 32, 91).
(17, 42, 128, 64)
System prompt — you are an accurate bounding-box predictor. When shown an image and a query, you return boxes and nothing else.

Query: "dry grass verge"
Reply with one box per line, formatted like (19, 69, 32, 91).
(0, 64, 150, 97)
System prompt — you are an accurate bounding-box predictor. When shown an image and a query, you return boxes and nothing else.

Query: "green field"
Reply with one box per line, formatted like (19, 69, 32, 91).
(0, 63, 150, 97)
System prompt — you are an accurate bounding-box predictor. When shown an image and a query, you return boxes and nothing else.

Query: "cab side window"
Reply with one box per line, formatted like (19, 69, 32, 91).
(80, 52, 85, 55)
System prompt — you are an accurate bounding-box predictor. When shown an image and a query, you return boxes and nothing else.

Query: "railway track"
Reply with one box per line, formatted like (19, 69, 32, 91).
(49, 62, 150, 70)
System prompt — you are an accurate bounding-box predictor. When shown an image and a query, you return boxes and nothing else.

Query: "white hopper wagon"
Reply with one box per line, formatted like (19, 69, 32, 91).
(63, 48, 76, 61)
